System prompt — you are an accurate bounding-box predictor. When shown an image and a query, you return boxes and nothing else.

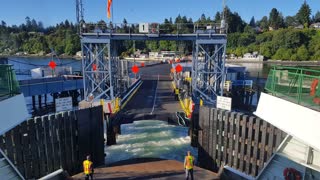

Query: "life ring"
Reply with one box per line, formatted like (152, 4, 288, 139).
(283, 168, 301, 180)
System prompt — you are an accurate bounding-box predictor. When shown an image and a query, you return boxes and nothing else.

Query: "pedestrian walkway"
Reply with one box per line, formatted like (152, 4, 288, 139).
(72, 158, 219, 179)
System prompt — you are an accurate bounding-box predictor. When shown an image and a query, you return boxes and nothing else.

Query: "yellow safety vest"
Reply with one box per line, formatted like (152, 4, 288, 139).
(185, 155, 194, 170)
(83, 160, 93, 174)
(175, 89, 179, 94)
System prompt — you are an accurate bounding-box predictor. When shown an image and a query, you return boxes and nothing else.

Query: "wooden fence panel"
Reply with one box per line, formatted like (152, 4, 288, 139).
(217, 110, 224, 167)
(233, 113, 241, 169)
(239, 115, 248, 172)
(0, 106, 110, 178)
(245, 116, 254, 175)
(197, 107, 286, 178)
(227, 112, 236, 167)
(222, 111, 229, 165)
(259, 120, 268, 171)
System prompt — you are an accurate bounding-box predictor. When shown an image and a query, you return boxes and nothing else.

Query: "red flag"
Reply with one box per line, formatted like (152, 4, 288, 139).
(107, 0, 112, 19)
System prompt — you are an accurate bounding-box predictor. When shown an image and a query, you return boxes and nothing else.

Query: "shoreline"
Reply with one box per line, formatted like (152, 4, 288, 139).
(4, 55, 320, 65)
(6, 54, 82, 60)
(227, 59, 320, 64)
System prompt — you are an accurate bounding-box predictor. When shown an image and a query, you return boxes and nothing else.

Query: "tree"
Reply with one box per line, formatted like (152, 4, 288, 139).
(257, 16, 269, 31)
(285, 16, 298, 27)
(25, 16, 31, 31)
(31, 19, 38, 31)
(249, 16, 256, 27)
(214, 12, 221, 22)
(314, 11, 320, 22)
(296, 1, 311, 27)
(297, 45, 309, 60)
(273, 48, 293, 60)
(224, 7, 245, 33)
(1, 21, 6, 27)
(269, 8, 284, 29)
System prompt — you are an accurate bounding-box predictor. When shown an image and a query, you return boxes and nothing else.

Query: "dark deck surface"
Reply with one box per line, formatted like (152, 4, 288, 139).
(121, 64, 182, 123)
(72, 158, 219, 180)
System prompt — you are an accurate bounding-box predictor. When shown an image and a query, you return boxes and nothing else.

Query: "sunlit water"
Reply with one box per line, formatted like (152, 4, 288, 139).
(105, 120, 197, 165)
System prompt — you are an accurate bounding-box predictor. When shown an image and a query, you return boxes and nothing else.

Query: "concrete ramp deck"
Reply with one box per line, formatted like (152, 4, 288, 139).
(72, 158, 219, 180)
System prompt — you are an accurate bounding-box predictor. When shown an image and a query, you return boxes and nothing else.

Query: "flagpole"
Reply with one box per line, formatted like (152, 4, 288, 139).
(112, 0, 114, 24)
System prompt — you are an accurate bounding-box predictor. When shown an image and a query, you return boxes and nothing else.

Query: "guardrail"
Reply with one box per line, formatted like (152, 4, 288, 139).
(265, 66, 320, 110)
(0, 65, 20, 99)
(80, 22, 228, 35)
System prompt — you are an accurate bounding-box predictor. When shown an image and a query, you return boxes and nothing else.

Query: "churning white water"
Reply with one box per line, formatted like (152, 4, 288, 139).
(105, 120, 197, 165)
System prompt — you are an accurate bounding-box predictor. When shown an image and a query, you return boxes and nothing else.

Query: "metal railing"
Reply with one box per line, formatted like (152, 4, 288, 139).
(80, 22, 228, 35)
(0, 65, 20, 99)
(265, 66, 320, 110)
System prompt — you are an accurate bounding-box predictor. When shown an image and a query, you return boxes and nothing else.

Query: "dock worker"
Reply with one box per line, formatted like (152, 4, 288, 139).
(83, 155, 94, 180)
(184, 151, 194, 180)
(174, 88, 179, 101)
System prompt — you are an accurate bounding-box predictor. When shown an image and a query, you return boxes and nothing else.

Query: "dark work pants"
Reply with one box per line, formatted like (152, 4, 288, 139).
(185, 168, 194, 180)
(85, 173, 93, 180)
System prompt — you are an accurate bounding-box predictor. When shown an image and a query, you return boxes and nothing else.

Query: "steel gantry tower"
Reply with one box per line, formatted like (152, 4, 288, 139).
(76, 0, 227, 105)
(192, 39, 227, 105)
(81, 40, 119, 100)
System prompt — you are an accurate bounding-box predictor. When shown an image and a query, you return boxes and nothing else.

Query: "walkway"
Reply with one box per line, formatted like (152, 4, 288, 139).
(121, 64, 182, 123)
(72, 158, 219, 180)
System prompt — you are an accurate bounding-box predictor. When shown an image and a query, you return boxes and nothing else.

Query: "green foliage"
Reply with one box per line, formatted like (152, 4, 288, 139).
(296, 45, 309, 61)
(296, 1, 311, 27)
(272, 48, 293, 60)
(260, 42, 274, 59)
(269, 8, 284, 29)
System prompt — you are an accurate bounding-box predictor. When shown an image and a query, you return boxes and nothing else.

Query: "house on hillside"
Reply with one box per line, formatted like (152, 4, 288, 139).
(294, 24, 304, 29)
(310, 22, 320, 29)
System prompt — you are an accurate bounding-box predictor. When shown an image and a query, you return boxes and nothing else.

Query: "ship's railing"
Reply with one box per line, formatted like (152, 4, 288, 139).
(80, 22, 228, 35)
(265, 66, 320, 110)
(0, 65, 20, 100)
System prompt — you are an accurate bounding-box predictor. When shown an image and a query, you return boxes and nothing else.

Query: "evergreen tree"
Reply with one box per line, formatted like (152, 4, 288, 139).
(269, 8, 284, 29)
(285, 16, 298, 27)
(257, 16, 269, 31)
(249, 16, 256, 27)
(214, 12, 221, 22)
(314, 11, 320, 22)
(296, 1, 311, 27)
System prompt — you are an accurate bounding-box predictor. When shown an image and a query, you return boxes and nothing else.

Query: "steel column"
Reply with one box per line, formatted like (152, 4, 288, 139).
(192, 39, 227, 106)
(81, 39, 118, 101)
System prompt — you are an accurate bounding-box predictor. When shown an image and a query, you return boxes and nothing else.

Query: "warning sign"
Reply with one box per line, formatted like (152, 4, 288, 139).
(216, 96, 232, 111)
(55, 97, 73, 112)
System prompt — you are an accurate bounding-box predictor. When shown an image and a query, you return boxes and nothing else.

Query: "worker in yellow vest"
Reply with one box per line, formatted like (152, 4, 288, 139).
(83, 155, 94, 180)
(174, 88, 179, 101)
(184, 151, 194, 180)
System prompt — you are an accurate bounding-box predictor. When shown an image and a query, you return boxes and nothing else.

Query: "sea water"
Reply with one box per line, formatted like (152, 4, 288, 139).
(105, 120, 198, 165)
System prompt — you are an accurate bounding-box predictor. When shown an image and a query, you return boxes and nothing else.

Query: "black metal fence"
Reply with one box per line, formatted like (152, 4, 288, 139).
(0, 106, 104, 179)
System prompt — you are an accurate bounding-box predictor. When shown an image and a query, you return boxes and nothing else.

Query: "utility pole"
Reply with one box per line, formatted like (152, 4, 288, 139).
(76, 0, 84, 34)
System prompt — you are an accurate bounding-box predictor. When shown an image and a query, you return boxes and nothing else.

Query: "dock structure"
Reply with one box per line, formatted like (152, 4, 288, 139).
(80, 22, 228, 107)
(19, 77, 83, 97)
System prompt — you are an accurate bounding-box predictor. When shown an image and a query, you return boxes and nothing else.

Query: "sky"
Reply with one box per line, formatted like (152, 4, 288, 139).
(0, 0, 319, 27)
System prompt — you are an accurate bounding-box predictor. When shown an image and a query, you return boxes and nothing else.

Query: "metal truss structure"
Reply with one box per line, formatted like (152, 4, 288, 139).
(79, 20, 227, 106)
(192, 39, 227, 105)
(81, 40, 119, 101)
